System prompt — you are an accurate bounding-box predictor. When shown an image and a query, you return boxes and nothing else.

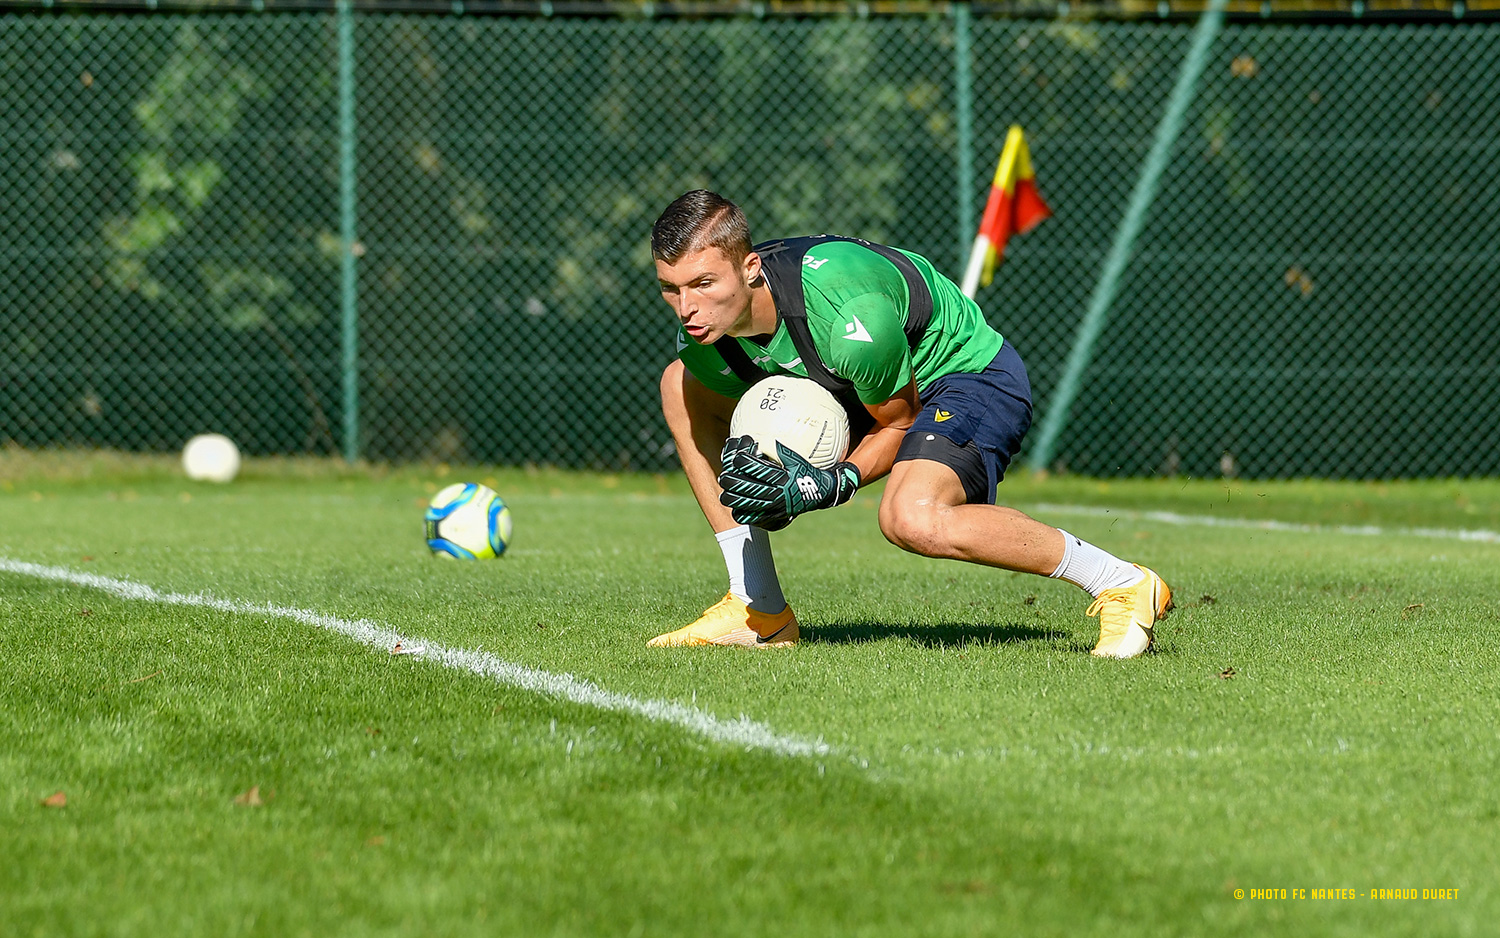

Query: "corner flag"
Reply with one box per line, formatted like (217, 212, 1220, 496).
(960, 126, 1051, 298)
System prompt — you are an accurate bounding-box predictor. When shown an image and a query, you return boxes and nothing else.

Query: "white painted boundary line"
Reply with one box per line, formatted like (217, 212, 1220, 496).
(1029, 503, 1500, 544)
(0, 557, 832, 759)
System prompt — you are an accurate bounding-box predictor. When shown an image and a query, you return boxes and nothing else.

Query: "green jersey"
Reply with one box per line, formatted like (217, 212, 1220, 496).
(677, 239, 1004, 404)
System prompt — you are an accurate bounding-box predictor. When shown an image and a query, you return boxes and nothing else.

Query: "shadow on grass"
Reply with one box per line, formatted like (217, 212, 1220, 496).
(802, 621, 1067, 649)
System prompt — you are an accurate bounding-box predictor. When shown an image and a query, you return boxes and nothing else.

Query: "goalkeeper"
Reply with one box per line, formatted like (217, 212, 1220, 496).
(649, 190, 1171, 658)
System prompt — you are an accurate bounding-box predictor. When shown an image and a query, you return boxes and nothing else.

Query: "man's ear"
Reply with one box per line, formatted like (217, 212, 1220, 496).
(743, 251, 763, 286)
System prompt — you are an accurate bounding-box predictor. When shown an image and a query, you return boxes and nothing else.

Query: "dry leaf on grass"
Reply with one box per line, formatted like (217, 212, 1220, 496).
(41, 791, 67, 808)
(233, 786, 264, 807)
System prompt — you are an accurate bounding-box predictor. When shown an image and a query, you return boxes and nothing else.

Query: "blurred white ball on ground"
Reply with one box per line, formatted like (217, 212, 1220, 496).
(729, 375, 850, 469)
(182, 433, 241, 483)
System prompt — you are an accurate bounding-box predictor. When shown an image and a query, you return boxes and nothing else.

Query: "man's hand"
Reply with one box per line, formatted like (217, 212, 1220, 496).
(718, 435, 861, 529)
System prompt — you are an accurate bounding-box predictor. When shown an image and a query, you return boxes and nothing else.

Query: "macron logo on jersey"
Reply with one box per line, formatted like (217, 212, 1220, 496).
(842, 316, 873, 343)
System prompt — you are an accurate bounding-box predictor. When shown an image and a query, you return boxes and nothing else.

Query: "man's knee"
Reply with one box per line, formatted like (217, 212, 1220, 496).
(660, 359, 688, 420)
(878, 498, 948, 557)
(661, 360, 736, 438)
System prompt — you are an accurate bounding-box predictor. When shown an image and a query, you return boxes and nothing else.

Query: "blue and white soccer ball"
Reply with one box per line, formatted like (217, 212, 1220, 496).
(424, 482, 513, 559)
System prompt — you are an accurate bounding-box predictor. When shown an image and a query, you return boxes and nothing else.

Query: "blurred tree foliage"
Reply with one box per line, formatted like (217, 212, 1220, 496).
(8, 15, 962, 460)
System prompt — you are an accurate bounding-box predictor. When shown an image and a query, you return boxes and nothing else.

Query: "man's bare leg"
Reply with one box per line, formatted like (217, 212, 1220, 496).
(659, 359, 739, 533)
(878, 458, 1171, 657)
(877, 458, 1064, 572)
(652, 361, 795, 646)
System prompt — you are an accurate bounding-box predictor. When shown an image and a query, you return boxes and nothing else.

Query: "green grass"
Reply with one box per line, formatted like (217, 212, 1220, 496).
(3, 454, 1497, 936)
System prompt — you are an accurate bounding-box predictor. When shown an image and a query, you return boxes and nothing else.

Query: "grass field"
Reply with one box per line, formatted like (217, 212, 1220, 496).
(3, 452, 1497, 937)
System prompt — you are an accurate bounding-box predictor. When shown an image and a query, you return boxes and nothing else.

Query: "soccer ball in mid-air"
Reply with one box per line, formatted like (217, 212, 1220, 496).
(729, 375, 850, 469)
(181, 433, 241, 483)
(425, 482, 513, 559)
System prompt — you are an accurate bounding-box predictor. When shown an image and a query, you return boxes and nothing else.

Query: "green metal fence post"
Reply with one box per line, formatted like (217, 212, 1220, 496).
(337, 0, 361, 463)
(953, 2, 974, 274)
(1027, 0, 1228, 473)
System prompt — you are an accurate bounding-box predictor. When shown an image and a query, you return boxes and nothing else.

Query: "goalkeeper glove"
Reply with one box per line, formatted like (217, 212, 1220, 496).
(718, 435, 861, 529)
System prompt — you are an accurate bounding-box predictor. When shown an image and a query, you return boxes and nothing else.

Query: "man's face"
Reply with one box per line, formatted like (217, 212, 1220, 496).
(656, 245, 756, 345)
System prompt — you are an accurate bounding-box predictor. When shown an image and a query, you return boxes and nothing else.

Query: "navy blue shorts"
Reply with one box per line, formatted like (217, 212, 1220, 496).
(893, 342, 1033, 505)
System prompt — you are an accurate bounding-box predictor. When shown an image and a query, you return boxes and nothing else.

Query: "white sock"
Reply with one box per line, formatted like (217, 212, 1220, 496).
(717, 525, 787, 612)
(1048, 529, 1143, 598)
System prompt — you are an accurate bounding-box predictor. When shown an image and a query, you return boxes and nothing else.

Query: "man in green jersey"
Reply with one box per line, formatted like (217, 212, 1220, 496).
(648, 190, 1171, 658)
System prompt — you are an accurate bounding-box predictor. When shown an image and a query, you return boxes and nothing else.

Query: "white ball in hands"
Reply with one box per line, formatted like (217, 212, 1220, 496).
(729, 375, 850, 469)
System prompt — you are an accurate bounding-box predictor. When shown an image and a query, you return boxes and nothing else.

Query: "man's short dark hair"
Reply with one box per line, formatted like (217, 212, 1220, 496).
(651, 190, 753, 265)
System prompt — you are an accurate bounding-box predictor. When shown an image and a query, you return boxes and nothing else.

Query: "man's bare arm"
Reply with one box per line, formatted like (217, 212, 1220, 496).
(843, 375, 920, 485)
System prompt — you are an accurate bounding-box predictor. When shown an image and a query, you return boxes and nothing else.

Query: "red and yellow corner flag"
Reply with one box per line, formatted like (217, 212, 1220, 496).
(960, 125, 1051, 298)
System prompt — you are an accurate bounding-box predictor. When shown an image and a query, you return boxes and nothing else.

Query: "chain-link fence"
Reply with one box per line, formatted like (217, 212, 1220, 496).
(4, 3, 1498, 476)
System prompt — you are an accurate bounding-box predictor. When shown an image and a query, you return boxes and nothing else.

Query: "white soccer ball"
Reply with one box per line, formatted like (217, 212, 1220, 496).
(181, 433, 241, 483)
(729, 375, 850, 469)
(425, 482, 513, 559)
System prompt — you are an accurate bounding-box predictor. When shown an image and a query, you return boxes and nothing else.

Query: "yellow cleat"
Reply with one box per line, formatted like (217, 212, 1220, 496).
(1085, 565, 1173, 659)
(648, 593, 799, 648)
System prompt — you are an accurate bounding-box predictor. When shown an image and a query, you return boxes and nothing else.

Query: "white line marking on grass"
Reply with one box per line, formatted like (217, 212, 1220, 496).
(0, 557, 833, 760)
(1030, 503, 1500, 544)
